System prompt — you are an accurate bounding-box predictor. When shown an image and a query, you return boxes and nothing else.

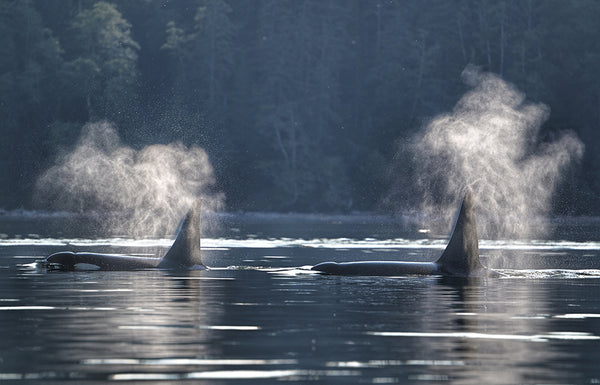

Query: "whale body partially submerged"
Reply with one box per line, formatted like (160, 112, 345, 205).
(44, 190, 498, 277)
(43, 201, 204, 271)
(312, 189, 499, 277)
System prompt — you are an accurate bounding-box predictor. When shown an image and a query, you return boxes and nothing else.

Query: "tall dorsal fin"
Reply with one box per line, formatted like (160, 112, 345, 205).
(158, 200, 204, 269)
(435, 188, 484, 276)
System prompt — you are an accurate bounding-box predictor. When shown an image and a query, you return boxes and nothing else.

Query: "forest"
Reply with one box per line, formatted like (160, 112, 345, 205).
(1, 0, 599, 215)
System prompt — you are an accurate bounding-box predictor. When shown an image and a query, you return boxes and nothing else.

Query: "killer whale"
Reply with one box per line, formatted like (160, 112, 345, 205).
(311, 189, 499, 277)
(43, 190, 496, 276)
(43, 200, 205, 271)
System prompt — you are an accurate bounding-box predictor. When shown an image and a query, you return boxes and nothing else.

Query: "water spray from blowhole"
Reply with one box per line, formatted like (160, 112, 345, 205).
(34, 121, 224, 237)
(411, 65, 584, 241)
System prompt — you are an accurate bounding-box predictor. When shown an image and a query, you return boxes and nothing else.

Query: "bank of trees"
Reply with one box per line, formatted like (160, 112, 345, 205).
(1, 0, 599, 214)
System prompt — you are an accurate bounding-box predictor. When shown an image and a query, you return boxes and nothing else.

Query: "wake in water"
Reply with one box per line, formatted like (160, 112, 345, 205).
(496, 269, 600, 279)
(4, 237, 600, 250)
(11, 236, 600, 279)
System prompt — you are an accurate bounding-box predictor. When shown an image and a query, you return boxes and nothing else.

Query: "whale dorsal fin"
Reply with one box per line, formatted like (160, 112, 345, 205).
(158, 200, 204, 269)
(435, 188, 484, 276)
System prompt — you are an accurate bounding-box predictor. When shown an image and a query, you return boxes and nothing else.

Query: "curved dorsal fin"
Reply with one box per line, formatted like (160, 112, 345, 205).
(158, 200, 204, 269)
(435, 188, 483, 276)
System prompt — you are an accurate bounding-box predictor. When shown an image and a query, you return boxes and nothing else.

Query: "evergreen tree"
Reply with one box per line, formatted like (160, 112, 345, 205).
(0, 0, 598, 213)
(254, 0, 352, 210)
(0, 0, 63, 207)
(66, 1, 140, 126)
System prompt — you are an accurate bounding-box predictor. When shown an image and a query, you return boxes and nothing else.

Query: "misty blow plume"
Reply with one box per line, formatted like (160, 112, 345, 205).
(411, 66, 583, 239)
(34, 122, 224, 236)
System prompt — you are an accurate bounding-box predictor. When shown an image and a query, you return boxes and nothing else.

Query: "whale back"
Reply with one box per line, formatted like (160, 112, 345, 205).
(158, 200, 204, 269)
(435, 189, 484, 276)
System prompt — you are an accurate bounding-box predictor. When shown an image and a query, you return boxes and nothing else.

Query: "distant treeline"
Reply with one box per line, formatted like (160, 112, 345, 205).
(1, 0, 599, 214)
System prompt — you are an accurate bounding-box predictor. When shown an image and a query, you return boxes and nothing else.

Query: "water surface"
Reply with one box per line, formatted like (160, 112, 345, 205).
(1, 214, 599, 384)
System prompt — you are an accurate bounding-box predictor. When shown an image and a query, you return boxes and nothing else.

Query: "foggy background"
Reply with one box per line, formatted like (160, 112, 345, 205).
(1, 0, 598, 238)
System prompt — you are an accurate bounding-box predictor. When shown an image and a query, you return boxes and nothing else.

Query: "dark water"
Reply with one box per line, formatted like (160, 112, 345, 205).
(1, 214, 600, 384)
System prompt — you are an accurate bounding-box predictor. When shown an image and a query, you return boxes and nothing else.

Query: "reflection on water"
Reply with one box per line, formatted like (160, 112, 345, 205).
(0, 216, 599, 383)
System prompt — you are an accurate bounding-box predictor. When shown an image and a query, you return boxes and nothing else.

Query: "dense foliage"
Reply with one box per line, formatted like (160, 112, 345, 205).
(1, 0, 598, 214)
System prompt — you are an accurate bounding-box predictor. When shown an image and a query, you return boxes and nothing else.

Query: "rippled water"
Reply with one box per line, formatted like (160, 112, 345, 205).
(1, 214, 599, 384)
